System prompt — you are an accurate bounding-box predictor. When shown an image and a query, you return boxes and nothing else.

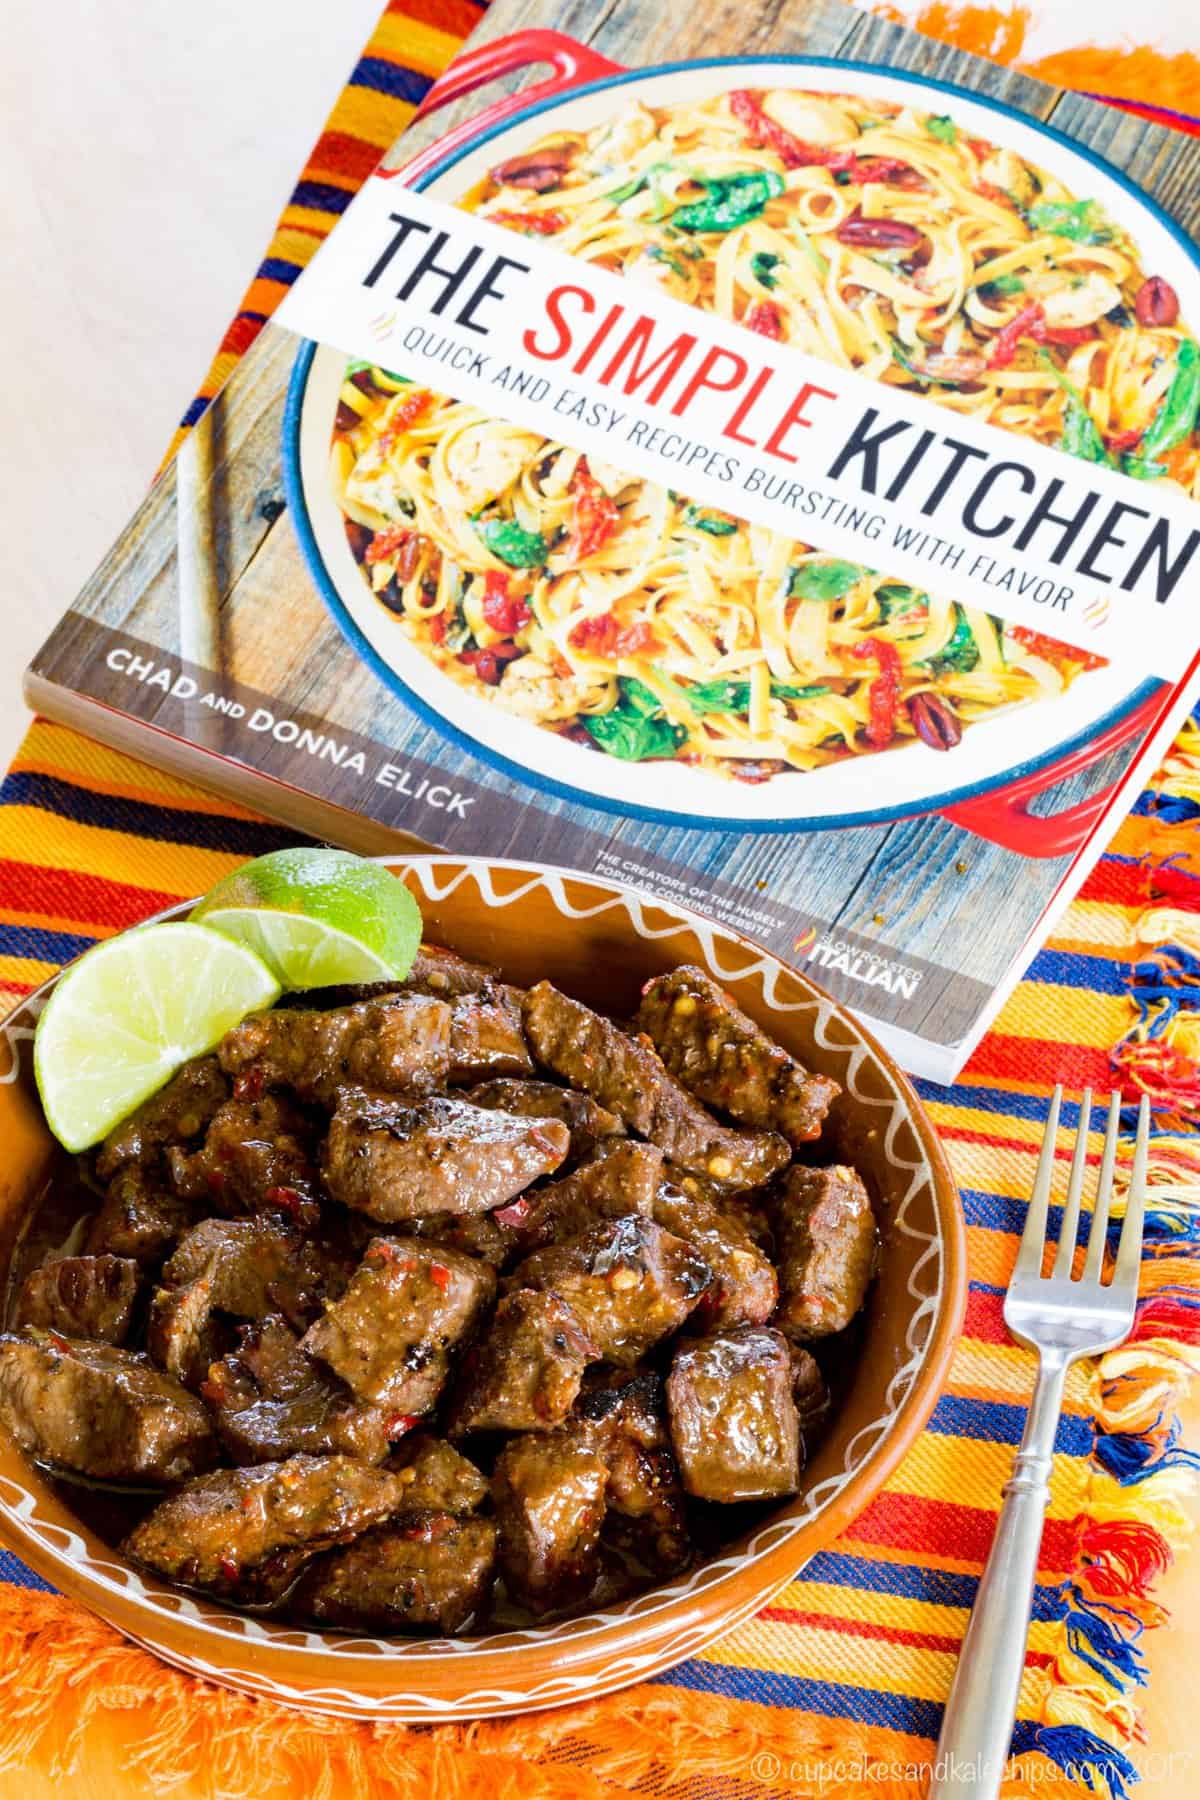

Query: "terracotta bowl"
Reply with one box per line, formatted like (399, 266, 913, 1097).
(0, 856, 966, 1721)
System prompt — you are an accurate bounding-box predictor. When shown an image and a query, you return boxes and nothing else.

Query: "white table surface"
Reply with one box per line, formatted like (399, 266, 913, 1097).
(0, 4, 1195, 1791)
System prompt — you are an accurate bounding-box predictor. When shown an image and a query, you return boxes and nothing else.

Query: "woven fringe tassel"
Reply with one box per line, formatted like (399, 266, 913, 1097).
(1035, 1725, 1140, 1800)
(1075, 1521, 1172, 1599)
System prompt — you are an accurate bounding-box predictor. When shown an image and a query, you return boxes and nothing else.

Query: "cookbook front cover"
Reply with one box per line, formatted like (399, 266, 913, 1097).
(27, 0, 1200, 1079)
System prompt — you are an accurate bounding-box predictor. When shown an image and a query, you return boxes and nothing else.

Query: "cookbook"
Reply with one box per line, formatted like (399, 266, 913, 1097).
(26, 0, 1200, 1081)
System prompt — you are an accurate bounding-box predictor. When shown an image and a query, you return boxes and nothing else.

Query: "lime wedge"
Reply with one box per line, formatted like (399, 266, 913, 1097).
(34, 922, 280, 1153)
(190, 847, 421, 990)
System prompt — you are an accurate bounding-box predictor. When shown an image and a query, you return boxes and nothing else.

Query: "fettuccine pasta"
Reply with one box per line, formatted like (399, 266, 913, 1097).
(329, 87, 1198, 782)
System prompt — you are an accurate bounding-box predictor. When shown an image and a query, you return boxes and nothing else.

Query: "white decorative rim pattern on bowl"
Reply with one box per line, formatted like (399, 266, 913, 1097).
(0, 857, 947, 1719)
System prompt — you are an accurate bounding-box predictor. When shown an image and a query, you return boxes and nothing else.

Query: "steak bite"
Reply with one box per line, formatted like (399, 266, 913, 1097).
(491, 1432, 608, 1616)
(167, 1093, 321, 1224)
(390, 1434, 488, 1514)
(509, 1215, 712, 1366)
(448, 1290, 598, 1435)
(495, 1140, 663, 1250)
(666, 1325, 801, 1502)
(148, 1218, 328, 1386)
(522, 982, 789, 1192)
(302, 1238, 496, 1410)
(294, 1514, 497, 1634)
(14, 1254, 141, 1346)
(404, 943, 497, 999)
(122, 1454, 408, 1603)
(574, 1369, 691, 1575)
(218, 993, 453, 1107)
(321, 1089, 569, 1221)
(86, 1166, 193, 1268)
(771, 1164, 877, 1340)
(651, 1184, 778, 1329)
(203, 1316, 394, 1465)
(637, 966, 839, 1146)
(0, 1334, 216, 1485)
(403, 1209, 517, 1268)
(467, 1077, 623, 1162)
(447, 983, 534, 1083)
(95, 1055, 229, 1179)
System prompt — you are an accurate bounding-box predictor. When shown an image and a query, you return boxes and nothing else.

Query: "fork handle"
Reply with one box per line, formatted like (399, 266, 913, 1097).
(929, 1352, 1070, 1798)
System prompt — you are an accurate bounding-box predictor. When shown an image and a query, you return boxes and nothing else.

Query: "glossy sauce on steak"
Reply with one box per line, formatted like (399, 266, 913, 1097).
(7, 933, 876, 1640)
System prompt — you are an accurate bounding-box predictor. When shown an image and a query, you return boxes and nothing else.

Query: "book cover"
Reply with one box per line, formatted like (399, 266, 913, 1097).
(27, 0, 1200, 1079)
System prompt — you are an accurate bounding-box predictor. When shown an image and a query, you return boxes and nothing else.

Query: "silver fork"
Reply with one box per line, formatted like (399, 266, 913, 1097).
(929, 1086, 1150, 1799)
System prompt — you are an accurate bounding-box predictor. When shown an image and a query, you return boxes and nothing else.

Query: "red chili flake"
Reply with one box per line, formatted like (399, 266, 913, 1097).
(480, 569, 532, 636)
(265, 1184, 304, 1220)
(371, 1241, 402, 1264)
(46, 1331, 72, 1356)
(1008, 625, 1107, 672)
(850, 637, 903, 749)
(218, 1555, 240, 1584)
(233, 1067, 263, 1102)
(387, 1412, 420, 1439)
(364, 525, 413, 567)
(744, 300, 783, 339)
(563, 458, 620, 564)
(429, 1262, 452, 1293)
(489, 209, 567, 235)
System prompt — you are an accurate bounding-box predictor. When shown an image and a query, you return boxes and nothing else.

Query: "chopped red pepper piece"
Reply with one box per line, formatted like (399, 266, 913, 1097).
(988, 301, 1045, 369)
(364, 525, 412, 566)
(378, 390, 432, 450)
(1105, 426, 1143, 455)
(564, 458, 620, 564)
(744, 300, 783, 339)
(490, 209, 567, 234)
(387, 1413, 420, 1439)
(568, 612, 660, 658)
(480, 569, 532, 636)
(850, 638, 903, 749)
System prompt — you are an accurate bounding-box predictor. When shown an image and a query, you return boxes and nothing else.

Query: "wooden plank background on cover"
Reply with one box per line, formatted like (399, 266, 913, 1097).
(29, 0, 1200, 1050)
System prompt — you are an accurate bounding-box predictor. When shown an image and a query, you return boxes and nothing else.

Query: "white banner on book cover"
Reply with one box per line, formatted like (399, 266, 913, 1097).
(277, 177, 1200, 680)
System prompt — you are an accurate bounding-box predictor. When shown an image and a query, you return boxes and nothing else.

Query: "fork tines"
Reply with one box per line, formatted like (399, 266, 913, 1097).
(1015, 1086, 1150, 1288)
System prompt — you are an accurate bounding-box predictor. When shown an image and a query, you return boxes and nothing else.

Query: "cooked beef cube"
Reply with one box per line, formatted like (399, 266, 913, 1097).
(404, 943, 497, 998)
(321, 1089, 569, 1221)
(148, 1218, 328, 1386)
(666, 1325, 800, 1502)
(791, 1345, 830, 1437)
(86, 1166, 193, 1267)
(637, 967, 839, 1147)
(95, 1055, 229, 1179)
(122, 1454, 407, 1604)
(447, 983, 533, 1083)
(204, 1316, 393, 1465)
(14, 1254, 140, 1345)
(467, 1077, 623, 1162)
(522, 983, 789, 1192)
(496, 1140, 662, 1250)
(448, 1291, 598, 1435)
(491, 1432, 608, 1616)
(302, 1238, 496, 1409)
(294, 1513, 496, 1633)
(509, 1215, 711, 1366)
(403, 1209, 517, 1268)
(771, 1164, 877, 1340)
(218, 994, 452, 1106)
(573, 1368, 690, 1575)
(167, 1093, 321, 1224)
(652, 1184, 778, 1329)
(390, 1434, 488, 1514)
(0, 1334, 216, 1485)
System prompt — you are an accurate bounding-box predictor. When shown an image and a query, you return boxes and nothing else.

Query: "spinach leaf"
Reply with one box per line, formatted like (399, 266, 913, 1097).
(346, 360, 408, 382)
(673, 171, 786, 234)
(750, 250, 782, 289)
(790, 560, 864, 602)
(473, 516, 550, 569)
(1138, 340, 1200, 464)
(583, 679, 685, 761)
(876, 582, 930, 623)
(678, 677, 829, 714)
(1025, 199, 1112, 244)
(771, 681, 831, 701)
(979, 273, 1025, 298)
(926, 114, 957, 144)
(1061, 396, 1116, 467)
(681, 503, 738, 536)
(921, 604, 979, 674)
